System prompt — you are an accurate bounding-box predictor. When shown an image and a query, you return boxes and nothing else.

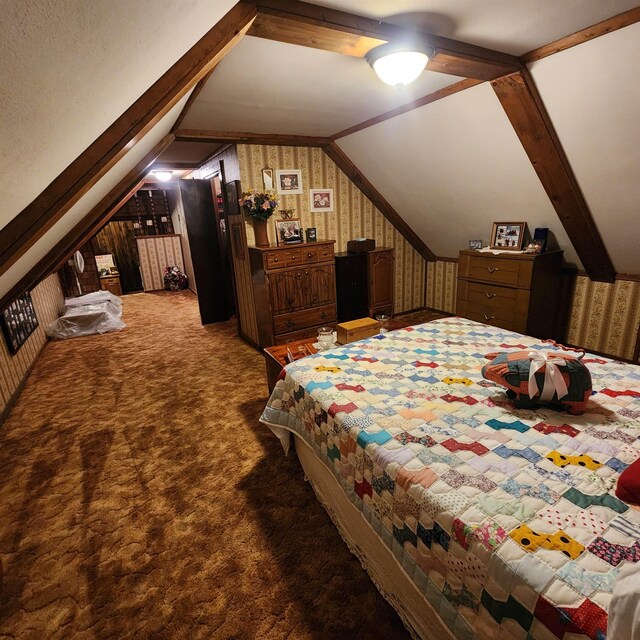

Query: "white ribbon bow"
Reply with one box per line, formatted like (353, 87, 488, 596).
(528, 351, 569, 402)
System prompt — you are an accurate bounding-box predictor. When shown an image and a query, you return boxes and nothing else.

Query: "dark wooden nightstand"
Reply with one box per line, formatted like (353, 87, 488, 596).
(263, 339, 318, 392)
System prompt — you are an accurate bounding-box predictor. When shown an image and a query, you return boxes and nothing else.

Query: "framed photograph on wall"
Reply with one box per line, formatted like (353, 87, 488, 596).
(275, 169, 303, 195)
(490, 221, 527, 250)
(1, 291, 39, 355)
(274, 218, 303, 245)
(225, 180, 242, 216)
(310, 189, 334, 212)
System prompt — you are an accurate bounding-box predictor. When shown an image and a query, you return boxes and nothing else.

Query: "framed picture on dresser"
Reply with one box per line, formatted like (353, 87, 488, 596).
(490, 221, 526, 250)
(274, 218, 303, 245)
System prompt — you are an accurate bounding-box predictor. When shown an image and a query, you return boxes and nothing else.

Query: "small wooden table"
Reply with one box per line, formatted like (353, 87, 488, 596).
(263, 339, 318, 392)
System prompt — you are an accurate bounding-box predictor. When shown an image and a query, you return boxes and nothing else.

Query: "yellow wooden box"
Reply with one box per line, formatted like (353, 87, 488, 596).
(336, 317, 379, 344)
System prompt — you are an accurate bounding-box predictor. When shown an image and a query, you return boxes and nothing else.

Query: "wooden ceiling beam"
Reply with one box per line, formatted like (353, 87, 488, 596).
(0, 135, 174, 311)
(492, 69, 615, 282)
(251, 0, 520, 80)
(0, 1, 256, 278)
(332, 78, 484, 139)
(521, 6, 640, 64)
(174, 129, 332, 146)
(322, 141, 436, 262)
(150, 161, 199, 171)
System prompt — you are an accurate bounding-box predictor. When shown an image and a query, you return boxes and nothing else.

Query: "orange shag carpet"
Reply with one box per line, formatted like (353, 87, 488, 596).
(0, 291, 411, 639)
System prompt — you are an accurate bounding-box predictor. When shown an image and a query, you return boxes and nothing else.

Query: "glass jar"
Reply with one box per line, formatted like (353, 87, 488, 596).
(375, 314, 390, 333)
(317, 326, 334, 350)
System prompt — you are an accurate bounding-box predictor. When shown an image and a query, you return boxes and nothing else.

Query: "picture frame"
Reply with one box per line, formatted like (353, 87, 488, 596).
(274, 218, 303, 245)
(490, 221, 527, 251)
(305, 228, 317, 242)
(524, 239, 545, 255)
(1, 291, 39, 355)
(468, 240, 483, 250)
(275, 169, 303, 195)
(224, 180, 241, 216)
(309, 188, 334, 212)
(261, 168, 274, 191)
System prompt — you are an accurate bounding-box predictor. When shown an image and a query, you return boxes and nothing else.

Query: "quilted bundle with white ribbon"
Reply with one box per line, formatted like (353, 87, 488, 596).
(482, 349, 592, 414)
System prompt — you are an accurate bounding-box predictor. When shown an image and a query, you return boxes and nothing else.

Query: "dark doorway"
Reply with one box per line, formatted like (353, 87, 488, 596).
(179, 179, 233, 324)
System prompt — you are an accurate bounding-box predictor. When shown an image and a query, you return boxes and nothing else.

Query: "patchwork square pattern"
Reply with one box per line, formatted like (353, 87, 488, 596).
(260, 318, 640, 640)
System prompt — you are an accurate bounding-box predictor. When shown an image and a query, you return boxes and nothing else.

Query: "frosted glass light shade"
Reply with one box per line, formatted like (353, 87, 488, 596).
(371, 51, 429, 87)
(152, 171, 172, 182)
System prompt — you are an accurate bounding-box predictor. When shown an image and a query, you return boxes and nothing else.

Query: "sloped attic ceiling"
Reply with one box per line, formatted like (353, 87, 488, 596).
(0, 0, 237, 299)
(336, 21, 640, 273)
(2, 0, 639, 304)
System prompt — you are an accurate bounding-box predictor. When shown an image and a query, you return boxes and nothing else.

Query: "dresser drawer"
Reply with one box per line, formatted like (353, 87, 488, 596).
(317, 244, 334, 262)
(301, 248, 318, 263)
(458, 281, 529, 331)
(466, 309, 519, 332)
(265, 251, 283, 269)
(463, 254, 532, 287)
(274, 304, 336, 335)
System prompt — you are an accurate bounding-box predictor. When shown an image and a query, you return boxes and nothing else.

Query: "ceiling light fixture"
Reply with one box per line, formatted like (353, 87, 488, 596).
(366, 42, 435, 87)
(152, 170, 172, 182)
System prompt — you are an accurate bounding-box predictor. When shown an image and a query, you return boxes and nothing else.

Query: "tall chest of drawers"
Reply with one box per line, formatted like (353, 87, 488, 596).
(249, 241, 336, 347)
(456, 249, 563, 340)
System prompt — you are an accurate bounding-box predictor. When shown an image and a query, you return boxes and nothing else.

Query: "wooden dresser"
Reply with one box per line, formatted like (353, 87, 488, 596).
(334, 247, 395, 321)
(368, 248, 394, 318)
(456, 249, 563, 339)
(249, 241, 336, 347)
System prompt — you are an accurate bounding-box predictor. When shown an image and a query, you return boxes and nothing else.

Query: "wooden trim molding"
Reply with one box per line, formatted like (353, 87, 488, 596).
(436, 256, 459, 264)
(332, 78, 483, 139)
(0, 1, 256, 278)
(150, 161, 200, 171)
(322, 141, 436, 262)
(174, 129, 332, 146)
(0, 135, 174, 311)
(250, 0, 520, 79)
(521, 7, 640, 64)
(492, 69, 615, 283)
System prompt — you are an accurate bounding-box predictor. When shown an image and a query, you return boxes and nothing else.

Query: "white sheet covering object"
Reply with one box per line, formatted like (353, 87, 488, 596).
(46, 292, 125, 339)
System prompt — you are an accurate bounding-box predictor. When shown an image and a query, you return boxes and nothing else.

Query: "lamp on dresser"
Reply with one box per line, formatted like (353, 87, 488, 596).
(456, 249, 563, 340)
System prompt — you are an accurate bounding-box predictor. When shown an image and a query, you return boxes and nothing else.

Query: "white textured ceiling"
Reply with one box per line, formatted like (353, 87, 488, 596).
(308, 0, 640, 55)
(181, 36, 463, 135)
(528, 23, 640, 274)
(337, 82, 581, 266)
(0, 0, 235, 227)
(0, 96, 190, 300)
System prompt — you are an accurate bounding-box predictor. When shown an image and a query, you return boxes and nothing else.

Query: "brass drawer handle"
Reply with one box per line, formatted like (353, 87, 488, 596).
(273, 257, 278, 262)
(320, 311, 327, 320)
(284, 320, 294, 329)
(485, 292, 496, 299)
(487, 267, 499, 273)
(483, 314, 495, 321)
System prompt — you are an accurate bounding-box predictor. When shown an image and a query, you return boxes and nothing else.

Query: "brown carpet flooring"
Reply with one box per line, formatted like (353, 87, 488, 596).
(0, 291, 412, 640)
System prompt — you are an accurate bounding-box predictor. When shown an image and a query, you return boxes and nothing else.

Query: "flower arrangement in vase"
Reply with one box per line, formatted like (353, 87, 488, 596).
(239, 189, 279, 247)
(163, 265, 188, 291)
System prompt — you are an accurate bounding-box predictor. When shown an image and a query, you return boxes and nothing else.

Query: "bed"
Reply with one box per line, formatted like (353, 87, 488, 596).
(260, 318, 640, 640)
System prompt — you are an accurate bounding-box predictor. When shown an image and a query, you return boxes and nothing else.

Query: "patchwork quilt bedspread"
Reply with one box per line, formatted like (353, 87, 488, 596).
(260, 318, 640, 640)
